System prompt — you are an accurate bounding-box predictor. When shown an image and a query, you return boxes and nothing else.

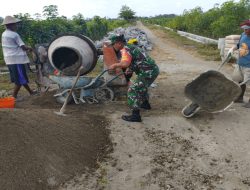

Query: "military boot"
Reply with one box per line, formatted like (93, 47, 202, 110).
(234, 84, 246, 103)
(122, 109, 142, 122)
(140, 100, 151, 110)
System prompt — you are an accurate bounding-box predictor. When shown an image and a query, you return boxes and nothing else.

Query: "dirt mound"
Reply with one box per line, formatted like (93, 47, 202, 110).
(0, 93, 112, 190)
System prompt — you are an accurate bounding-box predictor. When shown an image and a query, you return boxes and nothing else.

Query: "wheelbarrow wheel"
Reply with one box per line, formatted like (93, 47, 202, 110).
(182, 102, 200, 118)
(55, 90, 74, 104)
(95, 87, 114, 103)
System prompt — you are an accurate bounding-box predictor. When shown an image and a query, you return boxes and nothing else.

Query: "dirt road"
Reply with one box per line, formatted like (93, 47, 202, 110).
(1, 23, 250, 190)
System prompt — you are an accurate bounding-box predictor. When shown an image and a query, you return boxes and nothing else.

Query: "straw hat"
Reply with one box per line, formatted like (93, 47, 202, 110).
(1, 16, 21, 25)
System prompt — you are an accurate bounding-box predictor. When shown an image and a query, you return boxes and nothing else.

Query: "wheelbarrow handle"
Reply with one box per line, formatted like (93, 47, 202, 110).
(217, 53, 232, 71)
(102, 72, 124, 87)
(239, 78, 250, 85)
(84, 69, 125, 89)
(95, 69, 112, 78)
(82, 69, 109, 89)
(81, 69, 109, 89)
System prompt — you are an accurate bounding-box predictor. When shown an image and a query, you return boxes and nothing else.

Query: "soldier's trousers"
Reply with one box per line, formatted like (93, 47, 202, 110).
(127, 67, 159, 109)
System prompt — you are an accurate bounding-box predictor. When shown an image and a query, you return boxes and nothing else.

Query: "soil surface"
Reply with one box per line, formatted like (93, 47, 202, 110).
(1, 22, 250, 190)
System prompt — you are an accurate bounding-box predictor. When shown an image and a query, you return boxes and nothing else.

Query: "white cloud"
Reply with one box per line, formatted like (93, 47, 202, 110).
(176, 2, 183, 8)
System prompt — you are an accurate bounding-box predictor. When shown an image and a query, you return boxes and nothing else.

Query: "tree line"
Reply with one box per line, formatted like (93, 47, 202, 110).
(0, 5, 136, 65)
(142, 0, 250, 39)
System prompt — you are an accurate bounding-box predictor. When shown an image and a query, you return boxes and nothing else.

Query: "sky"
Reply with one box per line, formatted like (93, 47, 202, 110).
(0, 0, 240, 19)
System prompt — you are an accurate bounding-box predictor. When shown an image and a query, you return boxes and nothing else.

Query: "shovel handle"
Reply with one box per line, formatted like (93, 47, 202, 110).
(58, 65, 84, 114)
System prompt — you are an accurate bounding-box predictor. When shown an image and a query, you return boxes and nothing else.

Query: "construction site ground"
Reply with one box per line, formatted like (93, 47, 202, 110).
(1, 22, 250, 190)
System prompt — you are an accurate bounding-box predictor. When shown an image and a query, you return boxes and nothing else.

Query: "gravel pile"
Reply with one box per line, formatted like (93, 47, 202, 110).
(95, 26, 153, 52)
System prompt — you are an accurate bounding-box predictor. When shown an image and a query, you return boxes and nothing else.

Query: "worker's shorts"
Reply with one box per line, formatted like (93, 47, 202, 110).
(7, 64, 29, 85)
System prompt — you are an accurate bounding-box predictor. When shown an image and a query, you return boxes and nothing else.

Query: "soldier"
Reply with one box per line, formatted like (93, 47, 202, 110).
(109, 34, 159, 122)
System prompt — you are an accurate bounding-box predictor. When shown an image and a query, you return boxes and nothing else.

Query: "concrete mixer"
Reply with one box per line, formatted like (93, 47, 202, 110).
(42, 34, 127, 107)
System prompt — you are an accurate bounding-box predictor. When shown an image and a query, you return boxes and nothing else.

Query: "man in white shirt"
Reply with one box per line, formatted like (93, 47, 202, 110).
(1, 16, 37, 100)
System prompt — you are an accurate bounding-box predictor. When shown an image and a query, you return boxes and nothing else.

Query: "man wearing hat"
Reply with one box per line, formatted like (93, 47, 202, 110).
(109, 34, 159, 122)
(228, 19, 250, 108)
(1, 16, 36, 100)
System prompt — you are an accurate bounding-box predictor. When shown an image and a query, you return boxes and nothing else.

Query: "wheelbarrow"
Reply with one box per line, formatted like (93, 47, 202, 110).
(49, 69, 125, 104)
(182, 54, 242, 118)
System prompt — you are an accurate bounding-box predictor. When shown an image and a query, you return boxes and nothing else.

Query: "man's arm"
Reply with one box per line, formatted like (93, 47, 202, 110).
(109, 61, 130, 70)
(21, 45, 32, 52)
(109, 47, 132, 70)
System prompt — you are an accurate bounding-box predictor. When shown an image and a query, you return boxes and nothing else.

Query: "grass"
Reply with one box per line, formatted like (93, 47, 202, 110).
(0, 74, 12, 91)
(0, 69, 38, 96)
(86, 59, 104, 77)
(96, 160, 108, 189)
(147, 24, 222, 61)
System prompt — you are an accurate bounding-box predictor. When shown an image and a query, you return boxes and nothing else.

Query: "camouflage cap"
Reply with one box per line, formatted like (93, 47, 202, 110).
(109, 34, 126, 44)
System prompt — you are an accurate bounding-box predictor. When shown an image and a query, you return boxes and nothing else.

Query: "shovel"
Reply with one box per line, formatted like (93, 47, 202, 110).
(54, 65, 84, 116)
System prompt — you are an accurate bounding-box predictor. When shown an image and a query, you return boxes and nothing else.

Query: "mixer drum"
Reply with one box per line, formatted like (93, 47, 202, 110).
(48, 34, 98, 76)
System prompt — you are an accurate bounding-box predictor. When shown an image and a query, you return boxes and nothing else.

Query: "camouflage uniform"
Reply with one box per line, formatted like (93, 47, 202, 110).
(125, 44, 159, 109)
